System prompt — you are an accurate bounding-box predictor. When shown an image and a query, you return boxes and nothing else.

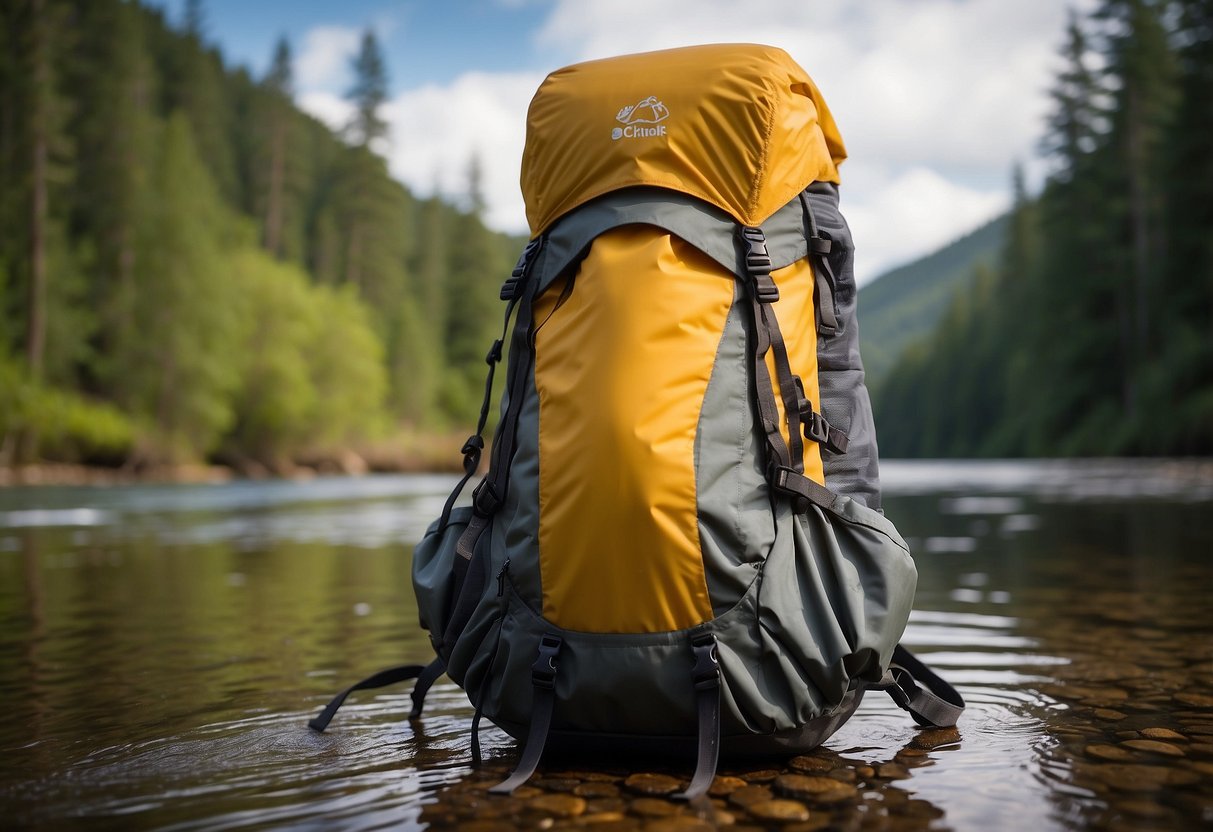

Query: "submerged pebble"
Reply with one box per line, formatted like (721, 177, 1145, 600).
(623, 774, 682, 796)
(747, 799, 811, 822)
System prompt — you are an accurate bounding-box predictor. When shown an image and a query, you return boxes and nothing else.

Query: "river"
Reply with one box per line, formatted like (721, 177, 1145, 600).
(1, 460, 1210, 830)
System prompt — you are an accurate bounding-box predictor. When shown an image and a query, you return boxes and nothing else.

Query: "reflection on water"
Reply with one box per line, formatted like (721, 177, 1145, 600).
(0, 460, 1210, 830)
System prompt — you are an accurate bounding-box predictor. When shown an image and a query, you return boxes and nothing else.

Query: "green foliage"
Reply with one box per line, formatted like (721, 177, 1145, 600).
(104, 113, 245, 462)
(307, 284, 390, 447)
(0, 0, 519, 470)
(0, 354, 134, 463)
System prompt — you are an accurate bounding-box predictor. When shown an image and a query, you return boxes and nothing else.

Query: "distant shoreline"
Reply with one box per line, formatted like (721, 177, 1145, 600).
(0, 432, 474, 487)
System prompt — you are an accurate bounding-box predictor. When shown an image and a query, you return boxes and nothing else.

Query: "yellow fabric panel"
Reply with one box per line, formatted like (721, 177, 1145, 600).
(767, 260, 825, 485)
(522, 43, 846, 235)
(533, 227, 731, 633)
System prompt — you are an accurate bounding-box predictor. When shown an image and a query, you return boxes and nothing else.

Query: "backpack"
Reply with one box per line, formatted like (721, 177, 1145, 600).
(309, 43, 963, 800)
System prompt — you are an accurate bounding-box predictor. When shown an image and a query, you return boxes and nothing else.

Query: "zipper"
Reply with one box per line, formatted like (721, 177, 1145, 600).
(496, 558, 511, 597)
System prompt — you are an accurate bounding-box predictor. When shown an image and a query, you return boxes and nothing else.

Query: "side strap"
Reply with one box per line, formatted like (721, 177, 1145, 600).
(489, 634, 563, 795)
(308, 663, 429, 732)
(674, 632, 721, 801)
(877, 644, 966, 728)
(737, 227, 794, 480)
(455, 237, 545, 559)
(799, 190, 839, 338)
(437, 241, 537, 531)
(408, 657, 447, 719)
(470, 704, 484, 764)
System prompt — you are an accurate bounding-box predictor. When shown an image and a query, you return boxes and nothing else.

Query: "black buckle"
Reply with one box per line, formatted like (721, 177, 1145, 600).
(738, 226, 779, 303)
(810, 235, 832, 255)
(689, 632, 720, 692)
(472, 480, 501, 515)
(531, 634, 563, 690)
(500, 238, 542, 300)
(802, 411, 849, 454)
(804, 411, 829, 445)
(485, 339, 503, 364)
(460, 435, 484, 474)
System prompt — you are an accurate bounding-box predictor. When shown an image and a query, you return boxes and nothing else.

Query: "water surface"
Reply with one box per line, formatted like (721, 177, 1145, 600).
(1, 460, 1210, 829)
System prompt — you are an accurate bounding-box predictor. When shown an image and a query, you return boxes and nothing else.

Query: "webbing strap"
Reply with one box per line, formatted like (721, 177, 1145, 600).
(799, 191, 839, 338)
(877, 644, 966, 728)
(470, 704, 484, 763)
(437, 244, 534, 531)
(739, 227, 794, 479)
(674, 632, 722, 801)
(456, 238, 545, 559)
(489, 634, 563, 794)
(308, 663, 429, 732)
(763, 303, 807, 474)
(771, 465, 839, 513)
(408, 658, 446, 720)
(739, 225, 837, 513)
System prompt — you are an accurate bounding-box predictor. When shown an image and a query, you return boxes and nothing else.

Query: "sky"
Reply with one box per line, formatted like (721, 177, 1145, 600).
(152, 0, 1094, 282)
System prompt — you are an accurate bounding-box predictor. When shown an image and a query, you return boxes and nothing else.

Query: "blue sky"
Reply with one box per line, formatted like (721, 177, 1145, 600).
(152, 0, 557, 87)
(150, 0, 1093, 280)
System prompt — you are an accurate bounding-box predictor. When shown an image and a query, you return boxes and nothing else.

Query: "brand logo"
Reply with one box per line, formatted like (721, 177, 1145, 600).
(611, 95, 669, 140)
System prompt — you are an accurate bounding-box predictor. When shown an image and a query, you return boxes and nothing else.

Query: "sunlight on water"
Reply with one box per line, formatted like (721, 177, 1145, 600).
(0, 460, 1211, 829)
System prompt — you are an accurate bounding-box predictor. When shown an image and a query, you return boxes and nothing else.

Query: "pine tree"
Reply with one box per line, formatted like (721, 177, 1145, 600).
(14, 0, 67, 382)
(1158, 0, 1213, 452)
(346, 29, 389, 150)
(168, 0, 238, 203)
(70, 0, 158, 382)
(1097, 0, 1179, 427)
(257, 36, 295, 259)
(108, 114, 244, 462)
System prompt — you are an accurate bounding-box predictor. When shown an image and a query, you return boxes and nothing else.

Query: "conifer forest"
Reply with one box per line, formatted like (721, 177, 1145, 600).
(1, 0, 1211, 471)
(874, 1, 1213, 457)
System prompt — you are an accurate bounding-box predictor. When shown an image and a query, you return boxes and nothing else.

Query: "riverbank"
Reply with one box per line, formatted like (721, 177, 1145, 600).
(0, 429, 472, 487)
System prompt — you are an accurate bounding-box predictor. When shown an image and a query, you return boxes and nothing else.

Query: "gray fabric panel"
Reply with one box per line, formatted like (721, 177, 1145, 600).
(480, 588, 704, 736)
(714, 500, 916, 733)
(537, 188, 812, 294)
(805, 187, 883, 510)
(496, 364, 544, 612)
(694, 288, 774, 617)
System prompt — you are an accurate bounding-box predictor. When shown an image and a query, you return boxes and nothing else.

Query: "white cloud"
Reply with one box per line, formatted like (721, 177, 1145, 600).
(295, 0, 1097, 277)
(841, 168, 1008, 279)
(531, 0, 1090, 277)
(296, 25, 361, 93)
(381, 72, 541, 232)
(297, 90, 352, 133)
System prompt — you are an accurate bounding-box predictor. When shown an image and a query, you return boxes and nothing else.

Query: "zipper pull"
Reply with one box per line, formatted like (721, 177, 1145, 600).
(496, 559, 511, 597)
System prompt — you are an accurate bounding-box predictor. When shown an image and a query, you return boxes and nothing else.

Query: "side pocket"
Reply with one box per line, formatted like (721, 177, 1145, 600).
(750, 500, 917, 722)
(412, 506, 474, 646)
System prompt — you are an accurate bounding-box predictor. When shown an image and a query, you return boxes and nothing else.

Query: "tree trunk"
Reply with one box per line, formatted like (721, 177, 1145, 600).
(26, 0, 49, 382)
(264, 109, 285, 257)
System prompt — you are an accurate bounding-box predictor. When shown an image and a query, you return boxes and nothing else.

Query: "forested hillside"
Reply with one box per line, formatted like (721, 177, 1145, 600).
(874, 0, 1213, 458)
(0, 0, 519, 472)
(858, 215, 1005, 393)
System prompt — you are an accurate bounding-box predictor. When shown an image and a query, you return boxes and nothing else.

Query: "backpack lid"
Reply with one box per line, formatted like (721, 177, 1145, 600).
(521, 43, 846, 236)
